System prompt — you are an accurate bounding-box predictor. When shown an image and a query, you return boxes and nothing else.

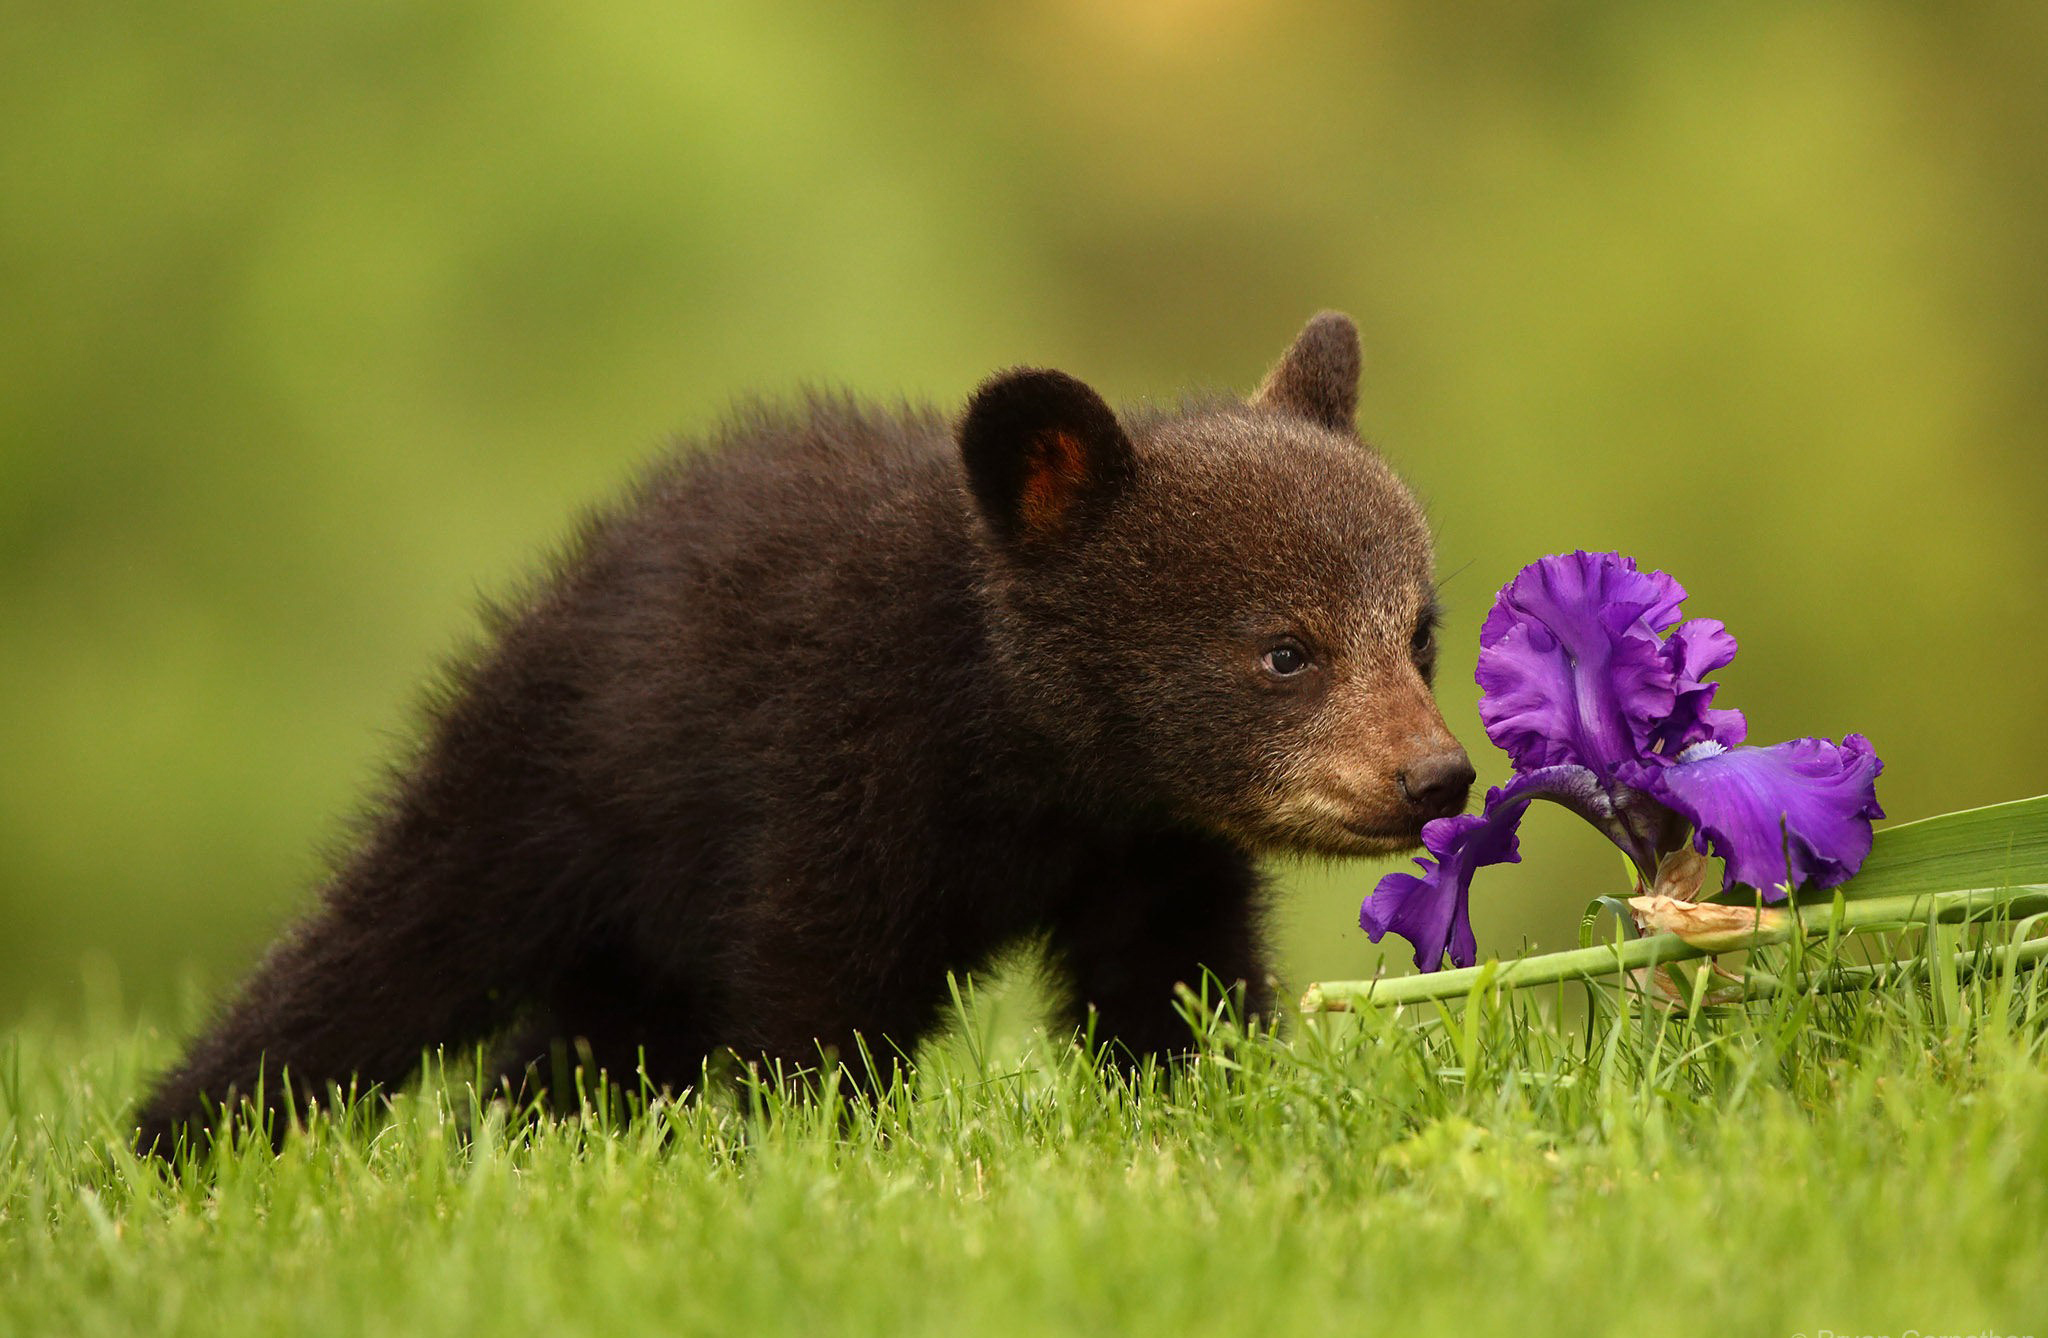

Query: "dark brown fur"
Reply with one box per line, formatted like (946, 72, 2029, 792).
(134, 313, 1472, 1155)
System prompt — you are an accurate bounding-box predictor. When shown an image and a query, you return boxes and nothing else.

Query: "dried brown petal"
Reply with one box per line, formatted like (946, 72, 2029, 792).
(1627, 894, 1796, 951)
(1651, 847, 1710, 902)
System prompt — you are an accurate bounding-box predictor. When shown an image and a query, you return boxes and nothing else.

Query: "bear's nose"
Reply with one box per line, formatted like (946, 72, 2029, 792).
(1397, 749, 1476, 819)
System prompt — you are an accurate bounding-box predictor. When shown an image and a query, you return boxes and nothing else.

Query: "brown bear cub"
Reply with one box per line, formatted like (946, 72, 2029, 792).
(135, 312, 1473, 1155)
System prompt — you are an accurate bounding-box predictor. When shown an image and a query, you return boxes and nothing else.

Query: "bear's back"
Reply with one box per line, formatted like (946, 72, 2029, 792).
(514, 395, 999, 840)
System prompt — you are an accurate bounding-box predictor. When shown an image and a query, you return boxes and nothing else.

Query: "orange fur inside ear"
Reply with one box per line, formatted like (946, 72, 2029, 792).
(1018, 429, 1089, 533)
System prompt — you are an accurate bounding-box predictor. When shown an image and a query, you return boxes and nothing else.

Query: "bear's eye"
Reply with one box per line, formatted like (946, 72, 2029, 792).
(1262, 640, 1312, 678)
(1410, 605, 1441, 684)
(1410, 598, 1441, 655)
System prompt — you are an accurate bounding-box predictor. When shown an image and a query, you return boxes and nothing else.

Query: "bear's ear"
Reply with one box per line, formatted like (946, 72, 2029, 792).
(1250, 310, 1360, 432)
(958, 368, 1135, 544)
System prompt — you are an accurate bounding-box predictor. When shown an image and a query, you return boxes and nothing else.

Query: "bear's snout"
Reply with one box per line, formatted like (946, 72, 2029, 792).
(1395, 748, 1475, 821)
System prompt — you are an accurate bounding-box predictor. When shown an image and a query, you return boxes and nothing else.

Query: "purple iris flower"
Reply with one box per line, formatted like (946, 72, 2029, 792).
(1362, 551, 1884, 972)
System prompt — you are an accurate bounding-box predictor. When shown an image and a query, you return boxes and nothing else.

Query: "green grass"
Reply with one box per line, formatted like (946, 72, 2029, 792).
(5, 960, 2048, 1338)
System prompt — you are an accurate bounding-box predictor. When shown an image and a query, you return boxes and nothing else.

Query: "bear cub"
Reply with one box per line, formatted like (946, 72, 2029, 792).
(135, 311, 1473, 1155)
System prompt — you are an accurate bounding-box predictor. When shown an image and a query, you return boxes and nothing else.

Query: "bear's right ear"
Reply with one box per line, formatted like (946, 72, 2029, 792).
(958, 368, 1135, 544)
(1251, 310, 1361, 432)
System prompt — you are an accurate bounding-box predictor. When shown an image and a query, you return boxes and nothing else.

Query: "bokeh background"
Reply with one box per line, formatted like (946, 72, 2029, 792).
(5, 0, 2045, 1023)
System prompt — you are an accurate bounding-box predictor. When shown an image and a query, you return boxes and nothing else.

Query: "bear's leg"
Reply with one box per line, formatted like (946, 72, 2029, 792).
(132, 847, 591, 1159)
(1047, 834, 1274, 1068)
(487, 959, 720, 1113)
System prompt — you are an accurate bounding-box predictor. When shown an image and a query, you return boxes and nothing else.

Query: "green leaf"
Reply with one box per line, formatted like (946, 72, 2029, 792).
(1715, 794, 2048, 906)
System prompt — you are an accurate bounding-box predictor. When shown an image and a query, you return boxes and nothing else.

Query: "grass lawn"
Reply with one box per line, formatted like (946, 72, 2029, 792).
(5, 961, 2046, 1338)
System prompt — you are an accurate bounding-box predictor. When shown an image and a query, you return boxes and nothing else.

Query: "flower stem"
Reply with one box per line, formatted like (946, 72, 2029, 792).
(1736, 923, 2048, 1000)
(1302, 884, 2048, 1011)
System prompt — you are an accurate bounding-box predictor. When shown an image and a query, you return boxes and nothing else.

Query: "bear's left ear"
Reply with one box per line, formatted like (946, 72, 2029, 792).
(958, 368, 1135, 544)
(1251, 310, 1360, 432)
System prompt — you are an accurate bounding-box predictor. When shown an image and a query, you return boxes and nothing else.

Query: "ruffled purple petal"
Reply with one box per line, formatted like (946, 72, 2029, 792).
(1362, 764, 1665, 971)
(1647, 617, 1747, 755)
(1475, 552, 1688, 781)
(1646, 734, 1885, 899)
(1361, 813, 1503, 972)
(1478, 550, 1686, 650)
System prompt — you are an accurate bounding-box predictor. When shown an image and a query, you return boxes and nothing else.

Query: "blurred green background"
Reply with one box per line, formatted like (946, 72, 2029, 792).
(4, 0, 2045, 1022)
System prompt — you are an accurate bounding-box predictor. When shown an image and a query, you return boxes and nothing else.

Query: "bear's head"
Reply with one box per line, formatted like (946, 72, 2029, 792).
(959, 312, 1473, 857)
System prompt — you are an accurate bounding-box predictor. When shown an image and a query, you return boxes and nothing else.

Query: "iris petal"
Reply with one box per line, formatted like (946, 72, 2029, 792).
(1362, 765, 1657, 971)
(1475, 552, 1687, 781)
(1361, 813, 1502, 972)
(1648, 617, 1747, 755)
(1645, 734, 1885, 898)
